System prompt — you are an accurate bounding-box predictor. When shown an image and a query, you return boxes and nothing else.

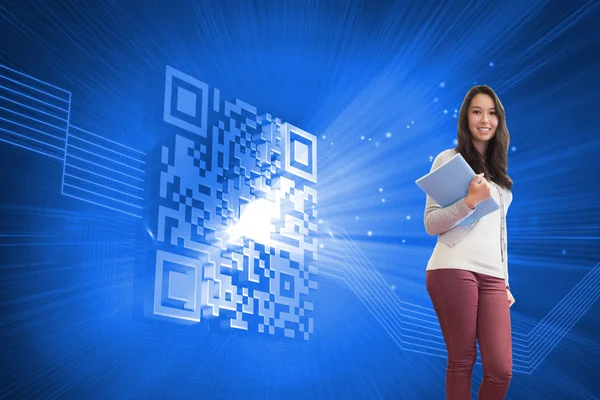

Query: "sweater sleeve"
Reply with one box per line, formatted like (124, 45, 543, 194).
(423, 151, 476, 236)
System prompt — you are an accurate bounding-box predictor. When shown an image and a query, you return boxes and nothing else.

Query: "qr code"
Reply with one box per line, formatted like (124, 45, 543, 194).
(153, 66, 318, 340)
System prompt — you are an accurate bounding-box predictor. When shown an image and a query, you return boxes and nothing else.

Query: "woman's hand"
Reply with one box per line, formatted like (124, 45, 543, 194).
(464, 173, 492, 209)
(507, 289, 515, 307)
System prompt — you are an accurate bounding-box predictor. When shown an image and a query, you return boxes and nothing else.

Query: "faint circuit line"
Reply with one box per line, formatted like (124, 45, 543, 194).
(342, 233, 443, 334)
(325, 226, 447, 358)
(62, 123, 147, 218)
(0, 127, 64, 160)
(0, 92, 69, 122)
(523, 265, 600, 373)
(325, 224, 600, 374)
(68, 133, 147, 164)
(0, 115, 65, 144)
(0, 63, 69, 160)
(0, 63, 147, 219)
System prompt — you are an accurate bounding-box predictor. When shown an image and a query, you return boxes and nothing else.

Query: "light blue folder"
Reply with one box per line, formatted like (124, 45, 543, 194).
(415, 152, 499, 226)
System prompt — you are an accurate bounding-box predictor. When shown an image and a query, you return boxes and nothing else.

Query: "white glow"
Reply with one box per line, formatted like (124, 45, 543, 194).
(227, 199, 278, 244)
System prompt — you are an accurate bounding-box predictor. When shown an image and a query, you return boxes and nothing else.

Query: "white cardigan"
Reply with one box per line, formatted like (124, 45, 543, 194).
(423, 149, 513, 286)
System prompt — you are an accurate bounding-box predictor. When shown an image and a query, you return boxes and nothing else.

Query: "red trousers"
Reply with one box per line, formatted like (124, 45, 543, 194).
(426, 269, 513, 400)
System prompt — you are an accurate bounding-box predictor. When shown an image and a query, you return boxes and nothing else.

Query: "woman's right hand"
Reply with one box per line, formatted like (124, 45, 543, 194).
(464, 173, 491, 209)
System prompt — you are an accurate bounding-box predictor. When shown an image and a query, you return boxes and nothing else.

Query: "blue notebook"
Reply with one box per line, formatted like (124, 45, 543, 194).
(415, 152, 499, 226)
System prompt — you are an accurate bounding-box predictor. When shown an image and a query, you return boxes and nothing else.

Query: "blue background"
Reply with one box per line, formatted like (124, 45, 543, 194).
(1, 0, 599, 399)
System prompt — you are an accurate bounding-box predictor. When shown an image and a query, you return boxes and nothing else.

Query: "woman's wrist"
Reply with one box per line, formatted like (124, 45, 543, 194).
(464, 195, 476, 210)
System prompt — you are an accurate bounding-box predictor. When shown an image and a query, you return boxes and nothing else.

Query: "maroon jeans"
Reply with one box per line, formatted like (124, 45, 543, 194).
(426, 269, 513, 400)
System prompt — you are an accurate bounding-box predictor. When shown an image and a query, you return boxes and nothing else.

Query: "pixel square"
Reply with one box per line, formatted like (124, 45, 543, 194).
(280, 272, 295, 299)
(176, 87, 197, 117)
(164, 65, 209, 137)
(293, 139, 309, 166)
(282, 122, 317, 183)
(154, 249, 201, 322)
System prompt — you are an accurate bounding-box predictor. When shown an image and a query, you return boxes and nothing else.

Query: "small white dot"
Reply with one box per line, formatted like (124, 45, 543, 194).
(411, 121, 415, 124)
(322, 135, 326, 139)
(439, 82, 445, 88)
(381, 198, 386, 203)
(454, 109, 458, 113)
(402, 239, 406, 243)
(453, 114, 457, 119)
(319, 243, 325, 249)
(443, 109, 448, 114)
(406, 215, 411, 220)
(355, 216, 360, 220)
(429, 156, 433, 162)
(367, 230, 373, 236)
(386, 132, 392, 139)
(390, 284, 396, 290)
(511, 146, 517, 152)
(453, 139, 458, 145)
(379, 188, 383, 192)
(368, 137, 372, 141)
(406, 125, 410, 129)
(361, 135, 365, 140)
(331, 142, 334, 145)
(318, 219, 323, 224)
(489, 62, 495, 67)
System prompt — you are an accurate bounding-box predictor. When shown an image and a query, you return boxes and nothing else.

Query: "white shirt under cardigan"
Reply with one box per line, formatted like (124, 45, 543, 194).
(424, 149, 513, 285)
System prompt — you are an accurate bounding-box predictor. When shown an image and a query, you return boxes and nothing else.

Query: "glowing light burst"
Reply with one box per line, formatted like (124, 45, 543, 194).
(227, 198, 279, 245)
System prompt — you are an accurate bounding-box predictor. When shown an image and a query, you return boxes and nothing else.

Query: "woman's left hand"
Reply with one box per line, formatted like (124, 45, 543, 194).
(507, 289, 515, 307)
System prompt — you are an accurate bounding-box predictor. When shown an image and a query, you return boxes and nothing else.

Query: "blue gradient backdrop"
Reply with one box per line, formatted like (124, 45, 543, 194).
(1, 1, 599, 399)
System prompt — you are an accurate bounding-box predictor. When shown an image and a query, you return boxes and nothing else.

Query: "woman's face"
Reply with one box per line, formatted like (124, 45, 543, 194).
(468, 93, 498, 143)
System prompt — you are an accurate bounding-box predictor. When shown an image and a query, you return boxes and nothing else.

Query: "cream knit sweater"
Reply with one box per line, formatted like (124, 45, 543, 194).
(424, 149, 513, 284)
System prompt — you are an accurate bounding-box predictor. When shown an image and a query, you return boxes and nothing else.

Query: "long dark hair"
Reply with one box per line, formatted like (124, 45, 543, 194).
(455, 85, 513, 191)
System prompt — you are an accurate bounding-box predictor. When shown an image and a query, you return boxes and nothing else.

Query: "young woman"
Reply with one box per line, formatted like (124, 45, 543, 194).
(424, 85, 515, 400)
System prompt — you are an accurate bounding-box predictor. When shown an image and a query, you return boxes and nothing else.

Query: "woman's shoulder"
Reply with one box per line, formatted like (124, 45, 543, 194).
(432, 148, 458, 164)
